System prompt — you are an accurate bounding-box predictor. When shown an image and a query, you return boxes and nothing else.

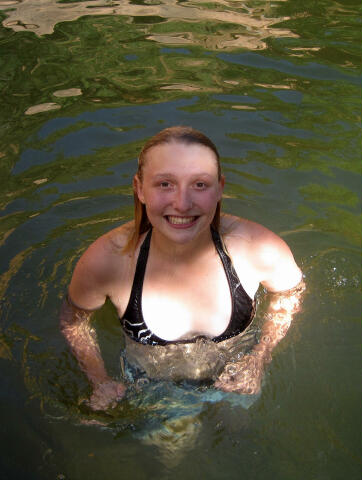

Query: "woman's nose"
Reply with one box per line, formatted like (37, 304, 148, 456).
(173, 187, 193, 212)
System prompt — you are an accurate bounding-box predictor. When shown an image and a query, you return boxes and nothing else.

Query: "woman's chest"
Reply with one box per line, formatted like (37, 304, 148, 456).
(140, 255, 234, 341)
(110, 243, 259, 342)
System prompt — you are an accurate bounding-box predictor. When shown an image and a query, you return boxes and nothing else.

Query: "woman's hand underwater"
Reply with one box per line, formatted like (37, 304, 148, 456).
(89, 380, 127, 411)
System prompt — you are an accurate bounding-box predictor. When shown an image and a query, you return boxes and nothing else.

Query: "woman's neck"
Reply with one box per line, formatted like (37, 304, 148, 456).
(150, 226, 214, 263)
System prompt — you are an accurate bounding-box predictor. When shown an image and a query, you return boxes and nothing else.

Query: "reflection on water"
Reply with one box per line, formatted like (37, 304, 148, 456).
(1, 0, 297, 49)
(0, 0, 361, 477)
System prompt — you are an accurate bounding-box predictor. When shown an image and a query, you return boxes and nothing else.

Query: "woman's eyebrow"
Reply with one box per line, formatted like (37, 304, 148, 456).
(152, 172, 214, 179)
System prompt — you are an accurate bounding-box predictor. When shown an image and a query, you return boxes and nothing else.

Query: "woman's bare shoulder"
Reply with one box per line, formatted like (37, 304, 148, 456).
(74, 221, 135, 279)
(220, 213, 292, 263)
(220, 213, 302, 291)
(220, 213, 271, 243)
(105, 220, 135, 253)
(68, 221, 136, 309)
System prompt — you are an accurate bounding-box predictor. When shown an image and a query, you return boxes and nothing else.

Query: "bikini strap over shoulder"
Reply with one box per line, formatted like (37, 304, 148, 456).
(210, 227, 255, 342)
(122, 229, 152, 318)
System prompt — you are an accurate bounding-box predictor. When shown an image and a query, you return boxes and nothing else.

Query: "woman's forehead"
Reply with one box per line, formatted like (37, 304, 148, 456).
(143, 141, 218, 171)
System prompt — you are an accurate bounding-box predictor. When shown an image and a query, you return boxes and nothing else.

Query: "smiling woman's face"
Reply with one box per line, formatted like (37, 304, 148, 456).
(135, 141, 224, 245)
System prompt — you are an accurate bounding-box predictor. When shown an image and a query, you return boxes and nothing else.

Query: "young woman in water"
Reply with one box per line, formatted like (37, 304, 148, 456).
(60, 126, 304, 410)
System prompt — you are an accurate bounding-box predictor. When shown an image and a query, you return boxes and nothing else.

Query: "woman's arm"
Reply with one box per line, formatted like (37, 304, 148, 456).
(215, 282, 305, 394)
(60, 236, 127, 409)
(60, 296, 126, 410)
(60, 296, 110, 386)
(215, 221, 304, 394)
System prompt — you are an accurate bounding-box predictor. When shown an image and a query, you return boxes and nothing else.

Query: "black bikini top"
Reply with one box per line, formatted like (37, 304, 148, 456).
(120, 228, 255, 346)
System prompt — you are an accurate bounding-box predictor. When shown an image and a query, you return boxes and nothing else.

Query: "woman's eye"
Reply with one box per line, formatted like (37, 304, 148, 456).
(160, 181, 170, 188)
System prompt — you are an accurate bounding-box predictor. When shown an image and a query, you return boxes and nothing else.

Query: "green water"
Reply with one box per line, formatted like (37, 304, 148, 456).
(0, 0, 361, 478)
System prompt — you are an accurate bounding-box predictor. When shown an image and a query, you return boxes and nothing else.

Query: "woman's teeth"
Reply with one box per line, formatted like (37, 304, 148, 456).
(167, 216, 196, 225)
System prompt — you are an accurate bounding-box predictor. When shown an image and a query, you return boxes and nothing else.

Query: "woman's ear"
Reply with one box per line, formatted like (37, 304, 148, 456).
(133, 174, 145, 204)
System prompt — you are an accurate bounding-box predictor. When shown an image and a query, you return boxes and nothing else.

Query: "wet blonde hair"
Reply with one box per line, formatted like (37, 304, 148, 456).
(124, 126, 222, 252)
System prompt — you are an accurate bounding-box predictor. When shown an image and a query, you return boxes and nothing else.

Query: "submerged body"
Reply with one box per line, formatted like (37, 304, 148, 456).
(61, 127, 303, 410)
(122, 326, 259, 382)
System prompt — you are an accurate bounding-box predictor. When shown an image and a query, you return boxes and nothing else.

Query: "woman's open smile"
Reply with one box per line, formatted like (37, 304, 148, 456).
(165, 215, 199, 227)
